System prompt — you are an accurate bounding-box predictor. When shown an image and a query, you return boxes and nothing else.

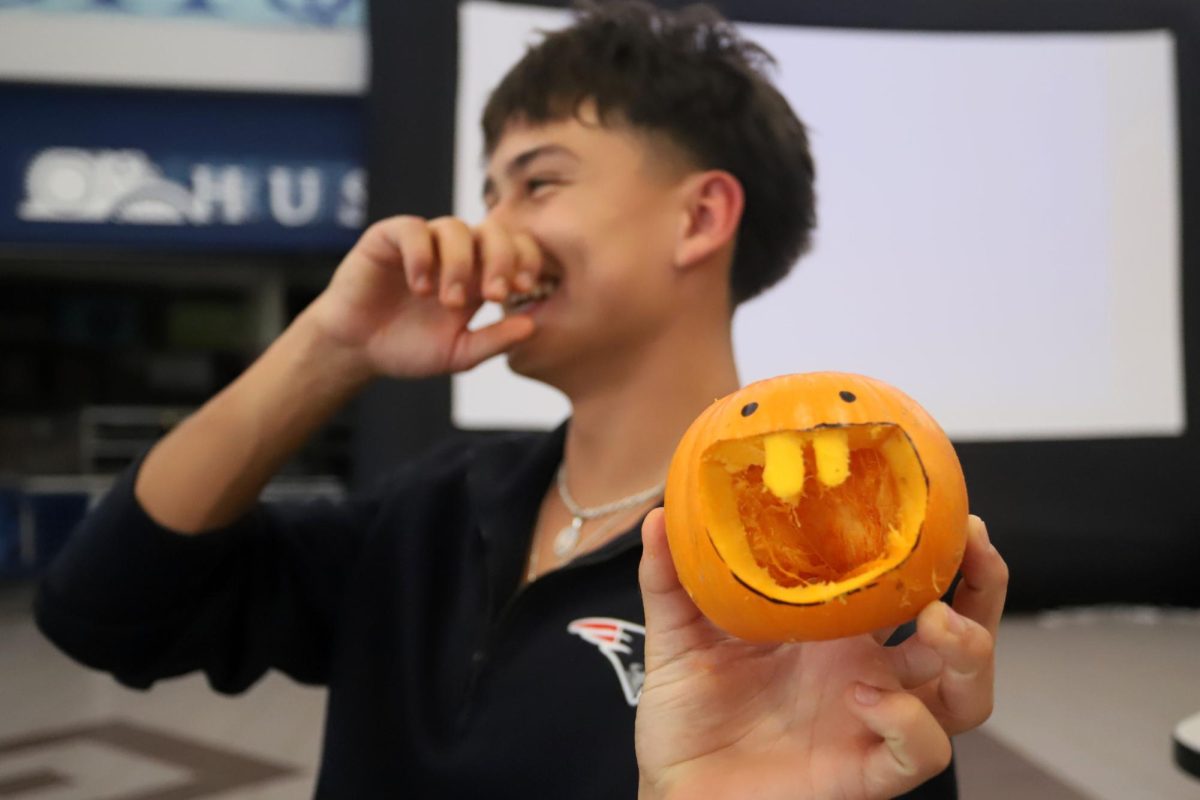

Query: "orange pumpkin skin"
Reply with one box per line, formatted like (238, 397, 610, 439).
(665, 372, 968, 642)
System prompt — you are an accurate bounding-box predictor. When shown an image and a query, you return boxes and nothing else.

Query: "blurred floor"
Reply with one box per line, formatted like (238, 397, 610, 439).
(1, 582, 1197, 799)
(980, 606, 1200, 800)
(0, 583, 322, 799)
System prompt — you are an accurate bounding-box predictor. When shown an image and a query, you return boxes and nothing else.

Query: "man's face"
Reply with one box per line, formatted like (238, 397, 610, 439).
(482, 105, 691, 385)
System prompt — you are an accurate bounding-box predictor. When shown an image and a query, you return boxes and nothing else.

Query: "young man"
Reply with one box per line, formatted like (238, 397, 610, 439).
(36, 3, 1007, 798)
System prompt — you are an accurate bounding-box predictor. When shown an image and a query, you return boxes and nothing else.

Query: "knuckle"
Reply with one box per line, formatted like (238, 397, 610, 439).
(974, 624, 996, 654)
(430, 215, 469, 234)
(374, 215, 423, 240)
(949, 689, 994, 732)
(931, 734, 954, 773)
(888, 691, 926, 728)
(488, 248, 516, 275)
(444, 258, 473, 278)
(376, 215, 424, 250)
(975, 696, 996, 726)
(956, 701, 994, 733)
(407, 248, 434, 274)
(994, 556, 1011, 586)
(364, 218, 393, 240)
(439, 247, 472, 271)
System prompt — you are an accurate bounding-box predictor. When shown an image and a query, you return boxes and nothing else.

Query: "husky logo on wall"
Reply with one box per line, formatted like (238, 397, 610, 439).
(20, 147, 366, 231)
(0, 0, 362, 28)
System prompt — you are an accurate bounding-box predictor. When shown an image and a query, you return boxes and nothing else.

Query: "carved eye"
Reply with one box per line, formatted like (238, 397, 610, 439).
(839, 391, 857, 403)
(741, 402, 759, 417)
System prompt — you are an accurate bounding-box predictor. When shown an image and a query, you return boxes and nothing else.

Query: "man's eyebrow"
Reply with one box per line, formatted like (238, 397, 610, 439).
(482, 144, 578, 200)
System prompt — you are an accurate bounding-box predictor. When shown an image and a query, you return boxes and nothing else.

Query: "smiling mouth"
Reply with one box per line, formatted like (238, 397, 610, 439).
(504, 276, 560, 313)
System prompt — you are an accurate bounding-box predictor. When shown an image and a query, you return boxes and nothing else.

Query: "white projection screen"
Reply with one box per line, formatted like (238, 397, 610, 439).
(451, 0, 1184, 442)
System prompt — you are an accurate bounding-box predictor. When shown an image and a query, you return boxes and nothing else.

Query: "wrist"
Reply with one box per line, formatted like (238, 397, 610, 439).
(289, 306, 377, 392)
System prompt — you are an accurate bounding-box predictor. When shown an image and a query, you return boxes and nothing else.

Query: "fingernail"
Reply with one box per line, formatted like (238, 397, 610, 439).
(855, 683, 883, 706)
(488, 276, 508, 297)
(413, 273, 430, 292)
(515, 271, 535, 292)
(447, 282, 465, 305)
(944, 604, 965, 634)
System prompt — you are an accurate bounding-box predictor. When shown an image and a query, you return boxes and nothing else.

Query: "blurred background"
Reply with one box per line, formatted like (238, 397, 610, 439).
(0, 0, 1198, 797)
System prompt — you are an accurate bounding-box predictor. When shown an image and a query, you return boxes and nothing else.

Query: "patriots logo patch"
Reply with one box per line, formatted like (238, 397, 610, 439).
(567, 617, 646, 707)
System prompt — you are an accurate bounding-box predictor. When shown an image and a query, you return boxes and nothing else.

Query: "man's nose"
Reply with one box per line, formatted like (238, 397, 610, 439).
(484, 198, 518, 231)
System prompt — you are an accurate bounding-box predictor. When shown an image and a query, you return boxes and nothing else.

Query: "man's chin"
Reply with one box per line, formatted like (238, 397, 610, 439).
(505, 343, 544, 380)
(505, 340, 565, 386)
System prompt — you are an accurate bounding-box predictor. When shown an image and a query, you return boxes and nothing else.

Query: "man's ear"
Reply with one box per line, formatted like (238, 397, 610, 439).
(674, 170, 744, 271)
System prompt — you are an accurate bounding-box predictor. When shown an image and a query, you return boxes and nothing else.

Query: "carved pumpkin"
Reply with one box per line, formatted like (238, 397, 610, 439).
(665, 372, 968, 642)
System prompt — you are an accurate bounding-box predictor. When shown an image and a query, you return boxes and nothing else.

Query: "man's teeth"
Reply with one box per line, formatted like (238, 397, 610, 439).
(506, 279, 559, 308)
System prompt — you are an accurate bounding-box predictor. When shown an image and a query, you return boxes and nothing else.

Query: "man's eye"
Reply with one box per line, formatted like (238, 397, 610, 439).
(526, 177, 558, 195)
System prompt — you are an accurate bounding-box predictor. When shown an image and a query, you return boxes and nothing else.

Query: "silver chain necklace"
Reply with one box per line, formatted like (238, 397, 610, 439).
(528, 508, 628, 583)
(552, 463, 665, 559)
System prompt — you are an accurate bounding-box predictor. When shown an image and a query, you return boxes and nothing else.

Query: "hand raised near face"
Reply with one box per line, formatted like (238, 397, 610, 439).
(306, 215, 545, 378)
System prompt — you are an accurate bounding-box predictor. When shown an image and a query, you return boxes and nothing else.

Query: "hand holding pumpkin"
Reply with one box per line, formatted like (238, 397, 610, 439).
(634, 373, 1009, 799)
(635, 509, 1007, 800)
(306, 214, 542, 379)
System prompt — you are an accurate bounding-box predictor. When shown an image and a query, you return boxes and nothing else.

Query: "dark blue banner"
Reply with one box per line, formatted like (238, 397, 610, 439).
(0, 84, 365, 252)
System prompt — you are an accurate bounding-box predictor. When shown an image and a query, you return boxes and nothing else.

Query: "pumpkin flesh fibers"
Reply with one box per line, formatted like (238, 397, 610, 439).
(700, 424, 928, 606)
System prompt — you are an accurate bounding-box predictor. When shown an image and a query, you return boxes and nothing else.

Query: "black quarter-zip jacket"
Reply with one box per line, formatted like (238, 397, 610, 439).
(34, 423, 957, 798)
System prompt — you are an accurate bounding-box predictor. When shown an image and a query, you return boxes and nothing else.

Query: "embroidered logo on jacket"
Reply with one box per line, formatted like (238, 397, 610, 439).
(567, 617, 646, 707)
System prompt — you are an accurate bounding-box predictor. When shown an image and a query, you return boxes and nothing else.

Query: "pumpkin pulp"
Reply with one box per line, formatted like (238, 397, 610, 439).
(699, 424, 928, 605)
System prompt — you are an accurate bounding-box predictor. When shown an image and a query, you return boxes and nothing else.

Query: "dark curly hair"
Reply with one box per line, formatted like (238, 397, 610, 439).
(482, 1, 817, 307)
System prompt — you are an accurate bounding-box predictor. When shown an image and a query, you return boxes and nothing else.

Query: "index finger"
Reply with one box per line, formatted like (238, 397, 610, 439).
(429, 216, 477, 309)
(393, 215, 435, 295)
(951, 515, 1008, 637)
(476, 219, 517, 303)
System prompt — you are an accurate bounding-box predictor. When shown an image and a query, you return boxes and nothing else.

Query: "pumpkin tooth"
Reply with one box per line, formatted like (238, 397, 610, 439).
(762, 432, 806, 500)
(813, 428, 850, 487)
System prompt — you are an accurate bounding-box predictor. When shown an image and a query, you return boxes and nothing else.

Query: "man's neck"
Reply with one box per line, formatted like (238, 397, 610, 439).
(559, 325, 740, 508)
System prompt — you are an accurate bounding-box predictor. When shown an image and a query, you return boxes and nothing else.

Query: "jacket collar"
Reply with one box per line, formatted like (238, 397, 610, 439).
(464, 422, 564, 606)
(464, 420, 650, 606)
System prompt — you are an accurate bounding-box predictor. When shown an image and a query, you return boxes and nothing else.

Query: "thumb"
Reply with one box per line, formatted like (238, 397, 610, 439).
(449, 314, 536, 372)
(639, 508, 709, 670)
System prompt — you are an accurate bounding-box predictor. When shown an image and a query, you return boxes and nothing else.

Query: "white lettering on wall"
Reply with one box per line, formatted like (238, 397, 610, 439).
(16, 147, 364, 232)
(268, 166, 322, 227)
(190, 165, 250, 224)
(337, 168, 366, 229)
